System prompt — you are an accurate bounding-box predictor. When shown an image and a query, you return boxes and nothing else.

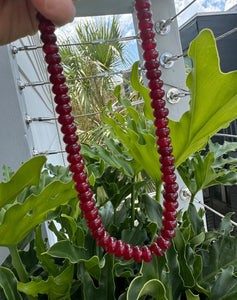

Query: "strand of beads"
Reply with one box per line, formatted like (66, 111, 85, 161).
(37, 0, 178, 263)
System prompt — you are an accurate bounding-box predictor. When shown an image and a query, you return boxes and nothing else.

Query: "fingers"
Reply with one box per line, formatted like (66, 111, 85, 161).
(32, 0, 76, 26)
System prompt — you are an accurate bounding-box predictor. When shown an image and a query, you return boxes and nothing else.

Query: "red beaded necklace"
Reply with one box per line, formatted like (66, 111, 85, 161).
(37, 0, 178, 263)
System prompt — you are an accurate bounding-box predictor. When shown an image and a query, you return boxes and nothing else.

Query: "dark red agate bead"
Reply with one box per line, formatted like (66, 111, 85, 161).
(37, 0, 179, 263)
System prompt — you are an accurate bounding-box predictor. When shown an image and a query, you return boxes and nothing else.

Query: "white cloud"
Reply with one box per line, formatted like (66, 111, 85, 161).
(174, 0, 225, 25)
(225, 0, 237, 10)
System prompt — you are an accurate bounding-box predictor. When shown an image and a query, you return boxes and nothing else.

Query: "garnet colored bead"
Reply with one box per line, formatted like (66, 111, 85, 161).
(151, 99, 165, 109)
(79, 199, 95, 212)
(153, 108, 169, 119)
(58, 114, 74, 125)
(163, 191, 178, 202)
(162, 219, 177, 230)
(157, 137, 171, 147)
(133, 246, 143, 263)
(158, 146, 173, 156)
(149, 89, 165, 100)
(160, 165, 175, 175)
(146, 69, 162, 80)
(142, 39, 156, 51)
(123, 244, 134, 260)
(149, 79, 163, 90)
(162, 174, 177, 184)
(38, 21, 55, 34)
(87, 216, 102, 230)
(63, 133, 78, 144)
(61, 123, 77, 134)
(69, 162, 85, 173)
(79, 189, 93, 202)
(43, 44, 59, 54)
(145, 59, 160, 70)
(105, 237, 117, 253)
(137, 9, 152, 21)
(161, 228, 176, 239)
(91, 226, 105, 238)
(75, 181, 90, 193)
(52, 84, 69, 95)
(143, 49, 158, 61)
(159, 155, 175, 166)
(141, 246, 153, 263)
(135, 0, 151, 10)
(84, 208, 98, 221)
(154, 118, 169, 128)
(155, 127, 170, 137)
(66, 143, 81, 154)
(47, 64, 63, 74)
(150, 242, 164, 257)
(50, 73, 66, 84)
(139, 19, 153, 31)
(157, 236, 171, 250)
(57, 104, 72, 116)
(114, 240, 126, 257)
(67, 153, 82, 164)
(163, 200, 179, 212)
(46, 53, 62, 65)
(164, 183, 179, 193)
(55, 94, 71, 105)
(140, 29, 156, 40)
(72, 170, 87, 183)
(41, 33, 57, 44)
(163, 209, 178, 221)
(97, 231, 110, 247)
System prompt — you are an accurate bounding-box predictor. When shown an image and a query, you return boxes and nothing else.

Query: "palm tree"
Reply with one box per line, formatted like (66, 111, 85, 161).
(59, 16, 132, 141)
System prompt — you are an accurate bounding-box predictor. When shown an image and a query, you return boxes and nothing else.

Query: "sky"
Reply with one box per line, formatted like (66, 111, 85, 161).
(56, 0, 237, 67)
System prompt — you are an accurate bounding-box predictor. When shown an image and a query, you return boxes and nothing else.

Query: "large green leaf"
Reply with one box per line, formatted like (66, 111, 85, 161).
(0, 180, 76, 246)
(209, 266, 237, 299)
(197, 230, 237, 291)
(78, 254, 116, 300)
(178, 145, 237, 199)
(169, 29, 237, 166)
(17, 264, 74, 299)
(0, 156, 46, 210)
(0, 267, 22, 300)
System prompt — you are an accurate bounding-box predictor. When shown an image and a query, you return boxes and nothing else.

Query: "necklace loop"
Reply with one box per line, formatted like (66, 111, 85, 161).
(37, 0, 178, 262)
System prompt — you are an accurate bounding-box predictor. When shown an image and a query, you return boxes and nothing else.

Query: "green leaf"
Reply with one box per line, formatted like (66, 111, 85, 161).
(209, 141, 237, 168)
(185, 289, 200, 300)
(0, 180, 76, 246)
(121, 227, 147, 246)
(174, 229, 195, 288)
(0, 267, 22, 300)
(47, 239, 102, 280)
(198, 233, 237, 291)
(47, 240, 89, 263)
(78, 253, 116, 300)
(218, 212, 234, 235)
(127, 255, 169, 300)
(18, 264, 74, 299)
(209, 266, 237, 299)
(137, 279, 168, 300)
(141, 194, 163, 228)
(1, 165, 14, 182)
(130, 61, 153, 121)
(35, 225, 60, 276)
(0, 156, 46, 210)
(169, 29, 237, 167)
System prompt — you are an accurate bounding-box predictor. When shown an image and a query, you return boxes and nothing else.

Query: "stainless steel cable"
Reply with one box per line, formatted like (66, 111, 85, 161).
(215, 27, 237, 41)
(12, 35, 139, 54)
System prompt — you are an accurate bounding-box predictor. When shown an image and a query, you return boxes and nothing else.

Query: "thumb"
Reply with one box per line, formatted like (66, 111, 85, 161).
(32, 0, 76, 26)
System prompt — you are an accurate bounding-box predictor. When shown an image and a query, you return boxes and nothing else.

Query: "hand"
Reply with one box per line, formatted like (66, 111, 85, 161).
(0, 0, 76, 45)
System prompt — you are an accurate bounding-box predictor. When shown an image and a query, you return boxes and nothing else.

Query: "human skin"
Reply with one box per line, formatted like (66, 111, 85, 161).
(0, 0, 77, 45)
